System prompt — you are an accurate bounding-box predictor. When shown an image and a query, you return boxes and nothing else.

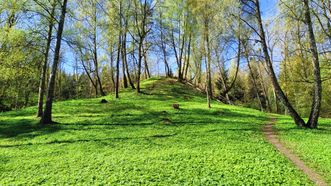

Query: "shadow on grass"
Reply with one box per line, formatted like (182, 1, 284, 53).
(0, 119, 60, 139)
(0, 133, 177, 148)
(51, 107, 266, 142)
(0, 78, 267, 143)
(276, 125, 331, 134)
(0, 106, 266, 151)
(0, 109, 36, 117)
(275, 117, 331, 133)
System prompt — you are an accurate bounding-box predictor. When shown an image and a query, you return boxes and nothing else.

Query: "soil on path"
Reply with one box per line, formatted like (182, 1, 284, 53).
(263, 118, 328, 186)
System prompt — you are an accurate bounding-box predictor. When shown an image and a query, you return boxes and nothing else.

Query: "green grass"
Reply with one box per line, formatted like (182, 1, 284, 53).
(0, 77, 313, 185)
(275, 115, 331, 184)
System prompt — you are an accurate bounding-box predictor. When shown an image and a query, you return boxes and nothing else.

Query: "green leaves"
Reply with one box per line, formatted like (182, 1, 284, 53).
(0, 28, 41, 109)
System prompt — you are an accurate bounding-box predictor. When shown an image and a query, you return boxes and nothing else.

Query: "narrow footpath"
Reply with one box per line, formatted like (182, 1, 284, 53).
(263, 118, 328, 186)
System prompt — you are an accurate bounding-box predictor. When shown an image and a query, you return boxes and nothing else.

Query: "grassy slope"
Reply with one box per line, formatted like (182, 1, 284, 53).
(275, 115, 331, 184)
(0, 77, 312, 185)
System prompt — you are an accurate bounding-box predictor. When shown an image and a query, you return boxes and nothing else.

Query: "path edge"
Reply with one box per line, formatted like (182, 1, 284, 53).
(263, 117, 328, 186)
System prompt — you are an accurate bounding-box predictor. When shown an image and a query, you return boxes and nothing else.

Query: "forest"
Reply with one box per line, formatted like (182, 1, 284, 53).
(1, 0, 331, 185)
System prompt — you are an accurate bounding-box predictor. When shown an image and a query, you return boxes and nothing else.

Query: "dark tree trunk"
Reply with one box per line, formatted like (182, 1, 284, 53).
(137, 41, 143, 93)
(178, 30, 185, 81)
(115, 34, 121, 99)
(93, 49, 105, 96)
(205, 22, 212, 108)
(171, 30, 181, 80)
(37, 0, 56, 117)
(134, 0, 151, 93)
(41, 0, 68, 125)
(7, 10, 16, 28)
(304, 0, 322, 128)
(92, 4, 105, 96)
(115, 1, 123, 98)
(122, 25, 135, 89)
(254, 0, 305, 127)
(81, 58, 98, 93)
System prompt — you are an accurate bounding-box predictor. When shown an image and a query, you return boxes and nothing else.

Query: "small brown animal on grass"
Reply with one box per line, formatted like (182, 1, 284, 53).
(173, 104, 180, 110)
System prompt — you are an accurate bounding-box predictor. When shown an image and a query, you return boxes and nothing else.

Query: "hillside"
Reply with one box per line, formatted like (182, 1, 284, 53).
(0, 78, 330, 185)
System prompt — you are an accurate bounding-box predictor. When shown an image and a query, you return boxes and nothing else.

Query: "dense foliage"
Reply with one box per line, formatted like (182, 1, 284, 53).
(0, 0, 330, 121)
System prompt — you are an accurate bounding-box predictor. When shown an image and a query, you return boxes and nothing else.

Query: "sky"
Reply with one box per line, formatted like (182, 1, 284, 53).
(261, 0, 278, 18)
(61, 0, 280, 75)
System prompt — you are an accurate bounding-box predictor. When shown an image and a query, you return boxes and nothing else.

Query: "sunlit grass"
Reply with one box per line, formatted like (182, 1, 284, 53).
(0, 77, 313, 185)
(275, 115, 331, 184)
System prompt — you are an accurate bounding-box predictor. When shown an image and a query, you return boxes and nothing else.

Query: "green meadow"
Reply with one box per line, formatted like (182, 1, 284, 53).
(1, 78, 329, 185)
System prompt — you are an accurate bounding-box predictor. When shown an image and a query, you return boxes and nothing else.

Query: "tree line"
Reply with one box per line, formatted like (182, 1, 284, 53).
(0, 0, 331, 128)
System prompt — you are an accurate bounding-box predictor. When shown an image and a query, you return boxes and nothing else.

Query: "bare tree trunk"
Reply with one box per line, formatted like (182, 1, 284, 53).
(41, 0, 68, 125)
(37, 0, 56, 117)
(92, 4, 105, 96)
(304, 0, 322, 128)
(93, 47, 105, 96)
(178, 31, 185, 81)
(205, 21, 212, 108)
(122, 51, 128, 88)
(115, 32, 121, 99)
(80, 57, 98, 93)
(122, 22, 135, 89)
(143, 43, 150, 78)
(255, 0, 305, 127)
(171, 30, 181, 80)
(137, 41, 143, 93)
(184, 32, 192, 80)
(134, 0, 151, 93)
(7, 9, 16, 28)
(159, 12, 171, 77)
(110, 45, 116, 89)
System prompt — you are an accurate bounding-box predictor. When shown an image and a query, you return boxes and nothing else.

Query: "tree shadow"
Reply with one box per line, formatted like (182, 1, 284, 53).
(276, 125, 331, 134)
(0, 119, 60, 139)
(0, 133, 177, 148)
(0, 109, 36, 117)
(0, 78, 268, 143)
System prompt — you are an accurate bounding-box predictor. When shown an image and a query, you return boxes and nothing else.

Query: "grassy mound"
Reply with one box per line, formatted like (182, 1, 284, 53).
(0, 77, 313, 185)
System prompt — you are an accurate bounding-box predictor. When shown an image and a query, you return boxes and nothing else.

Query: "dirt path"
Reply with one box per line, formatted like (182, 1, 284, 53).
(263, 118, 328, 186)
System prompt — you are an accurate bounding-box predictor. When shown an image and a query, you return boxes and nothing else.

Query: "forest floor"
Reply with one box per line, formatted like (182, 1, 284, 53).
(0, 77, 330, 185)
